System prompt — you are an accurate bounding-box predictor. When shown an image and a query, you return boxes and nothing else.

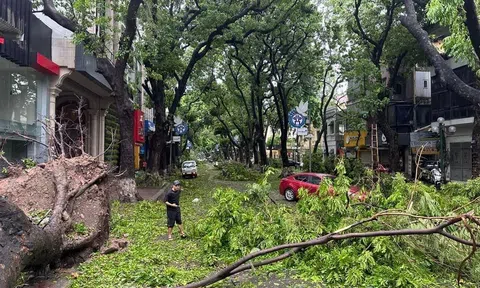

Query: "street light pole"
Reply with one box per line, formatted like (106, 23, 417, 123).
(434, 117, 455, 183)
(439, 123, 445, 183)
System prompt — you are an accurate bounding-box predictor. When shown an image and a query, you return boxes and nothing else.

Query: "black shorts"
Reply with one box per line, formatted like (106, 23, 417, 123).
(167, 208, 182, 227)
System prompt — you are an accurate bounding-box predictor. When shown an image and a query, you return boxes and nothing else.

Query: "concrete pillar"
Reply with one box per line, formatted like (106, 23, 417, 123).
(87, 109, 99, 156)
(98, 109, 107, 161)
(46, 86, 62, 160)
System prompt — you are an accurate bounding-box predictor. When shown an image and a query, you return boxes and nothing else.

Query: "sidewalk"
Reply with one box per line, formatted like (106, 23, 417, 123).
(136, 186, 166, 201)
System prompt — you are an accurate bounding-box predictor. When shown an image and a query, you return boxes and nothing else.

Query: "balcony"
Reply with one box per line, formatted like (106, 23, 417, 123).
(431, 65, 476, 121)
(0, 0, 32, 66)
(75, 44, 112, 92)
(0, 0, 31, 36)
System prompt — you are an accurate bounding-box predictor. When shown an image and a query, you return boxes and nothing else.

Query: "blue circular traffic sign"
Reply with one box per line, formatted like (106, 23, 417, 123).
(288, 109, 306, 128)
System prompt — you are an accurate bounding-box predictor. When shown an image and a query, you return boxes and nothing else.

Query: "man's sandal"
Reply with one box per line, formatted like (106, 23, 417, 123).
(168, 236, 173, 241)
(180, 234, 187, 239)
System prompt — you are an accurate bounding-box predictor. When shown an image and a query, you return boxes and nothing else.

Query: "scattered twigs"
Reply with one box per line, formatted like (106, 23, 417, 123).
(76, 97, 86, 155)
(0, 138, 12, 166)
(11, 132, 49, 148)
(0, 154, 12, 167)
(96, 128, 118, 160)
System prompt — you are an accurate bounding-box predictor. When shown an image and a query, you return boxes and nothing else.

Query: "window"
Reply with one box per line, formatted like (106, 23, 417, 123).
(423, 80, 428, 89)
(1, 139, 28, 162)
(183, 161, 196, 168)
(329, 122, 334, 134)
(309, 176, 321, 185)
(0, 57, 40, 134)
(338, 123, 345, 135)
(294, 175, 309, 183)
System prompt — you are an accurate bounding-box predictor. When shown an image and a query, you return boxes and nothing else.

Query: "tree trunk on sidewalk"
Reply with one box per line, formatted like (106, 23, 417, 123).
(323, 124, 329, 157)
(256, 96, 268, 166)
(269, 130, 276, 159)
(280, 127, 289, 167)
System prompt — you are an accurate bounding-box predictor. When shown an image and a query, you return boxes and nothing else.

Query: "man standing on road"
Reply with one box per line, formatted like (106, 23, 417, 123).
(164, 180, 186, 240)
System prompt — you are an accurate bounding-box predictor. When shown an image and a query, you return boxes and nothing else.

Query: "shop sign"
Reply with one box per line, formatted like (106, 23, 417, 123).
(133, 110, 145, 143)
(410, 131, 439, 155)
(344, 130, 367, 148)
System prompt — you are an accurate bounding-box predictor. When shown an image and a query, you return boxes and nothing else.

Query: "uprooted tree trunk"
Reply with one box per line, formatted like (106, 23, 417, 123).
(0, 156, 114, 288)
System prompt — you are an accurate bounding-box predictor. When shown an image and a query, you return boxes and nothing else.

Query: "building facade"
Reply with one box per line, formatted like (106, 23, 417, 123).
(0, 0, 60, 165)
(429, 60, 474, 181)
(319, 106, 344, 156)
(343, 70, 432, 174)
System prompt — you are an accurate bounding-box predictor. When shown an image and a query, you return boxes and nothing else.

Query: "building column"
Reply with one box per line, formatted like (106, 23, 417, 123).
(98, 109, 107, 161)
(46, 86, 62, 160)
(87, 109, 99, 157)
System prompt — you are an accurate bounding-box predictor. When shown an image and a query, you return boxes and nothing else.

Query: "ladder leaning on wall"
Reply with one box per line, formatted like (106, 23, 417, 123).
(371, 123, 379, 169)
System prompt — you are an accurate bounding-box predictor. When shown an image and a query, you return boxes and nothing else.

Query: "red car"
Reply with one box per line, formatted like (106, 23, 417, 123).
(279, 172, 359, 201)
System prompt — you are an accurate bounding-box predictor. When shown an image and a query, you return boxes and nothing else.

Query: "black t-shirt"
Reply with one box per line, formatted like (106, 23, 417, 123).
(164, 188, 181, 210)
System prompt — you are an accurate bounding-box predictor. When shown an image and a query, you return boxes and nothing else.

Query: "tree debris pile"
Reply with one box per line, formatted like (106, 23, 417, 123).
(0, 155, 119, 287)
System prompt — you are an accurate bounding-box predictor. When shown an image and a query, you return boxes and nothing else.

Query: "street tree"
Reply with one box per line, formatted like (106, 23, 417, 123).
(138, 0, 279, 173)
(330, 0, 422, 172)
(263, 1, 320, 168)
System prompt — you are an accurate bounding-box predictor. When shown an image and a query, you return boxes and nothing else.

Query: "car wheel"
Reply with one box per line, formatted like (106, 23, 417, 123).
(284, 188, 296, 202)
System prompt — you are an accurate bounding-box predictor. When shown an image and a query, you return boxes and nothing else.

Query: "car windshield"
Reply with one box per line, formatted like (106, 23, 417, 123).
(183, 162, 196, 168)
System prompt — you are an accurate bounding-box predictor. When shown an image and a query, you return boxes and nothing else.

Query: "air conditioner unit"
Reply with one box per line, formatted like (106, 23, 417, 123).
(414, 71, 431, 98)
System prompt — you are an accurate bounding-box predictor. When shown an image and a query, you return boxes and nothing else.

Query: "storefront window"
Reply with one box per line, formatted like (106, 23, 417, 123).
(0, 57, 40, 135)
(1, 139, 28, 162)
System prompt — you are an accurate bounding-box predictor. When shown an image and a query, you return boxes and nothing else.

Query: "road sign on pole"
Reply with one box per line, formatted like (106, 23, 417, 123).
(297, 127, 308, 136)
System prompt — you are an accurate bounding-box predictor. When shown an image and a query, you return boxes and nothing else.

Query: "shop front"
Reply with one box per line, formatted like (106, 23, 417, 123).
(0, 4, 59, 165)
(0, 56, 49, 161)
(343, 130, 368, 162)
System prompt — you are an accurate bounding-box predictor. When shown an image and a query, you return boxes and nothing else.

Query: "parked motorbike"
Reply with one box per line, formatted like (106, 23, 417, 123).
(431, 165, 442, 190)
(418, 159, 442, 189)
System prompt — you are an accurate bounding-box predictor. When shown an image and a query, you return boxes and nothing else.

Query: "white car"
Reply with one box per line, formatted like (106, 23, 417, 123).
(182, 161, 198, 178)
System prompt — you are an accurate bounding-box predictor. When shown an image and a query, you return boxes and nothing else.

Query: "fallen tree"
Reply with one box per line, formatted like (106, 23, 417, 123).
(0, 156, 114, 287)
(0, 105, 136, 286)
(181, 212, 479, 288)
